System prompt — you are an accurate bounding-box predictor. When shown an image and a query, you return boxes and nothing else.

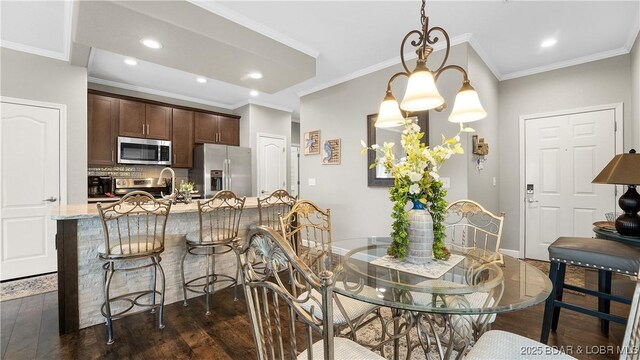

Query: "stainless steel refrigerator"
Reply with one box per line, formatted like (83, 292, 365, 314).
(192, 144, 252, 198)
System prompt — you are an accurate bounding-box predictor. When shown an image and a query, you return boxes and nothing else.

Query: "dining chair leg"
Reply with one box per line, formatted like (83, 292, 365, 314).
(104, 262, 116, 345)
(156, 256, 166, 329)
(233, 251, 240, 301)
(180, 248, 189, 307)
(541, 261, 560, 344)
(551, 263, 567, 331)
(205, 251, 211, 315)
(598, 269, 612, 335)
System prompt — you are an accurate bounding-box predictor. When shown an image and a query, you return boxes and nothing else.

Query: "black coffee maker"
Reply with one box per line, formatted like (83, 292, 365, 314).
(88, 176, 114, 198)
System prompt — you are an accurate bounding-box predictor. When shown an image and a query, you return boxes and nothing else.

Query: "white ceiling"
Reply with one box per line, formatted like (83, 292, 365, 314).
(2, 1, 639, 119)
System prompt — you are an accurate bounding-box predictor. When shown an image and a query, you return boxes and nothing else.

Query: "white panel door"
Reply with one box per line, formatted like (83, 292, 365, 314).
(525, 110, 616, 260)
(290, 146, 299, 197)
(257, 134, 286, 196)
(1, 101, 60, 280)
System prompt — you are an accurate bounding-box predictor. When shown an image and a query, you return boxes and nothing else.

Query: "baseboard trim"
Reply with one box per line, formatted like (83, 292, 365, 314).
(499, 248, 520, 259)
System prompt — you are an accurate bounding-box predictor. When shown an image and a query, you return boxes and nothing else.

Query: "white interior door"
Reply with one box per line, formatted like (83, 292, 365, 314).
(290, 146, 299, 197)
(257, 134, 286, 196)
(1, 100, 61, 280)
(524, 109, 617, 260)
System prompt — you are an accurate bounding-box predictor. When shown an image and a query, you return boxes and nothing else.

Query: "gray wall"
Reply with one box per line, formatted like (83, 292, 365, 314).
(632, 32, 640, 149)
(466, 47, 500, 213)
(291, 122, 300, 145)
(299, 44, 473, 240)
(498, 54, 632, 251)
(1, 48, 88, 204)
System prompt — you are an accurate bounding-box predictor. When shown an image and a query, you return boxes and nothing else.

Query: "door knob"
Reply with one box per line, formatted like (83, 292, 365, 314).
(527, 198, 539, 203)
(43, 197, 58, 202)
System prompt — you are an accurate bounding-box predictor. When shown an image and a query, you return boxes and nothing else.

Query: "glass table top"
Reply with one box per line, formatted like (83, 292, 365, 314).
(328, 237, 552, 315)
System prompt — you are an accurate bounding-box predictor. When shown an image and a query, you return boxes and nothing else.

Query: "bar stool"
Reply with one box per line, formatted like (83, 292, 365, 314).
(97, 191, 172, 345)
(181, 191, 245, 315)
(257, 189, 297, 232)
(540, 236, 640, 344)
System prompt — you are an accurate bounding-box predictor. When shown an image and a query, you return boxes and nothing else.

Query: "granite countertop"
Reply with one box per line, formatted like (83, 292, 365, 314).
(51, 197, 259, 220)
(87, 194, 203, 203)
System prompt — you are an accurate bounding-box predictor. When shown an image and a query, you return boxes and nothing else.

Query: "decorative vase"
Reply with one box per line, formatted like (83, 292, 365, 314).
(405, 200, 434, 265)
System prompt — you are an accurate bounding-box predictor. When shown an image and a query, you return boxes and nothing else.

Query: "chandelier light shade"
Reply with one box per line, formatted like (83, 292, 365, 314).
(448, 81, 487, 123)
(376, 91, 406, 128)
(400, 64, 445, 112)
(376, 0, 487, 128)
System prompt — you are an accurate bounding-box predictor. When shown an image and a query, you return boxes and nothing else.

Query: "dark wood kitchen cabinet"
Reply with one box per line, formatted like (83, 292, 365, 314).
(145, 104, 172, 140)
(194, 113, 240, 146)
(172, 109, 194, 168)
(118, 99, 145, 138)
(118, 100, 171, 140)
(88, 94, 119, 165)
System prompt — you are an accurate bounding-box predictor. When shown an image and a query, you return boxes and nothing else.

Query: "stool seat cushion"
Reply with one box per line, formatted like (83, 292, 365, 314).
(549, 237, 640, 275)
(98, 236, 163, 256)
(466, 330, 576, 359)
(185, 228, 235, 244)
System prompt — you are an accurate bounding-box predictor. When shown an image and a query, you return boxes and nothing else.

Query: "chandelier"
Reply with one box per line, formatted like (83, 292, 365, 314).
(376, 0, 487, 128)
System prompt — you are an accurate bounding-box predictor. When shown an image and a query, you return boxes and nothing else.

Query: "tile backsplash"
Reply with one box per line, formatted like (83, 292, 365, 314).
(88, 165, 189, 184)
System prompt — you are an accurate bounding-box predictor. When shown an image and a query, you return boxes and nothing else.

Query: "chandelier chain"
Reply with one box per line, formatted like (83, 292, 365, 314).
(420, 0, 426, 26)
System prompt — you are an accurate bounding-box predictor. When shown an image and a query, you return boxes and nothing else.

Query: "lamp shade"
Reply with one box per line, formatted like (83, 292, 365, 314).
(592, 149, 640, 185)
(448, 81, 487, 123)
(400, 64, 444, 112)
(376, 91, 405, 128)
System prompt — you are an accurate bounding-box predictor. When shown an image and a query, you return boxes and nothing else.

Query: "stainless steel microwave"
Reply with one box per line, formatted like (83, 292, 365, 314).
(117, 136, 171, 165)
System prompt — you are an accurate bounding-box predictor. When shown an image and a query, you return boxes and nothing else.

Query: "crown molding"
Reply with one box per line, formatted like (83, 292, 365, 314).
(187, 0, 319, 59)
(500, 46, 633, 81)
(466, 34, 502, 81)
(232, 99, 293, 114)
(88, 77, 236, 110)
(298, 33, 473, 97)
(0, 40, 68, 62)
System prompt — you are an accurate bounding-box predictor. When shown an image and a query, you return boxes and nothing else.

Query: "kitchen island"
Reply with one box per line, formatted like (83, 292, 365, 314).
(51, 198, 260, 334)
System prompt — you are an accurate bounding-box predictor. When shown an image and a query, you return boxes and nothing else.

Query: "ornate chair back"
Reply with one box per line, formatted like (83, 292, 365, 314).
(237, 226, 335, 360)
(280, 200, 332, 275)
(97, 191, 172, 259)
(257, 189, 297, 232)
(195, 190, 246, 244)
(444, 200, 505, 253)
(621, 270, 640, 360)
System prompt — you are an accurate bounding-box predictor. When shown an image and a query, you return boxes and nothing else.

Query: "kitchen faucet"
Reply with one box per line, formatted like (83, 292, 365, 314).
(158, 167, 176, 200)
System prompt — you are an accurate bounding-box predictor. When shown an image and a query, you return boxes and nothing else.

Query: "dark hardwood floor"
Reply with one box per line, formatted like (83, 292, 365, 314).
(0, 270, 633, 360)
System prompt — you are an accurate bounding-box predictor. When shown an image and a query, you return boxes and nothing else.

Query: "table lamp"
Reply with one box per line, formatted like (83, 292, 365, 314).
(592, 149, 640, 237)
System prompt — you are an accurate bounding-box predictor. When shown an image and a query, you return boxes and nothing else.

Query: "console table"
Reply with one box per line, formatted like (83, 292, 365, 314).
(593, 227, 640, 246)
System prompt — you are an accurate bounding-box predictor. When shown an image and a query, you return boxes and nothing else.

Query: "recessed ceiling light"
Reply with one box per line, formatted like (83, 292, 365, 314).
(140, 38, 162, 49)
(248, 72, 263, 79)
(250, 90, 259, 97)
(124, 58, 138, 66)
(196, 77, 207, 83)
(540, 38, 557, 48)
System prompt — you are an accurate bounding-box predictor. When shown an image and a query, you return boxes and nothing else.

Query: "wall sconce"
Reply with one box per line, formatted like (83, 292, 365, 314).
(472, 135, 489, 171)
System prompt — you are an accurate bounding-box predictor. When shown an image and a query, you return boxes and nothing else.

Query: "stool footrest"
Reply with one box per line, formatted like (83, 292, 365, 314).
(554, 300, 627, 324)
(562, 284, 631, 304)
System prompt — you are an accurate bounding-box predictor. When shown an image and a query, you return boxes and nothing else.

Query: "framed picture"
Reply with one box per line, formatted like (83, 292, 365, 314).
(304, 130, 320, 155)
(366, 111, 428, 187)
(322, 138, 341, 165)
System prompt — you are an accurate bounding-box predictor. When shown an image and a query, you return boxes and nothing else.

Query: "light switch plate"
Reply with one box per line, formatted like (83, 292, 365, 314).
(308, 178, 316, 186)
(441, 177, 451, 189)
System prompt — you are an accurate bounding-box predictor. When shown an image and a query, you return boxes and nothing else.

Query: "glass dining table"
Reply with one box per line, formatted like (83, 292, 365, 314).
(327, 237, 552, 360)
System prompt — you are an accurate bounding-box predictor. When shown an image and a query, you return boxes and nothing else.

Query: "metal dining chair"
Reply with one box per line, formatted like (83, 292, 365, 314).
(97, 191, 172, 344)
(278, 200, 384, 341)
(181, 190, 245, 315)
(235, 225, 385, 360)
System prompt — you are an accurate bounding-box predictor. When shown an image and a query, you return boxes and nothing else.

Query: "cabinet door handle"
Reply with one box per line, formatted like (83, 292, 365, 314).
(142, 123, 146, 135)
(111, 150, 115, 162)
(173, 153, 176, 164)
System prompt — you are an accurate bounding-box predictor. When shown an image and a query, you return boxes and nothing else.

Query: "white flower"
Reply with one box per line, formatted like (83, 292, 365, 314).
(408, 172, 422, 182)
(371, 144, 380, 150)
(360, 139, 367, 148)
(454, 135, 460, 142)
(429, 171, 440, 181)
(409, 183, 420, 194)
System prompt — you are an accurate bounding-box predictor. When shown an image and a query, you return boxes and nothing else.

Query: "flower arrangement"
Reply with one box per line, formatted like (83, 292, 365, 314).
(362, 118, 473, 260)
